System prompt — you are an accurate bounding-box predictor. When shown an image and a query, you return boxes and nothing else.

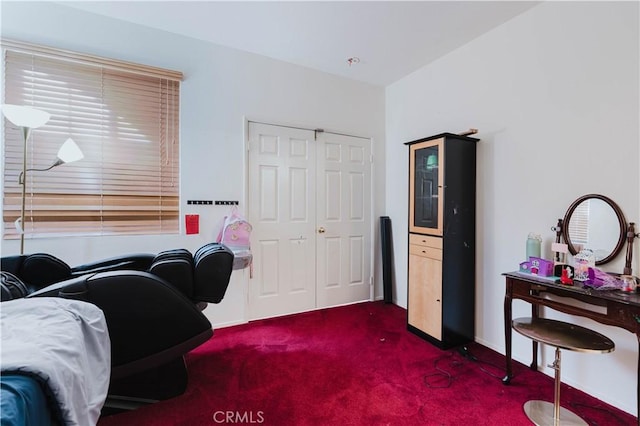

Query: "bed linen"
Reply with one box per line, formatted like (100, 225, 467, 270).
(1, 297, 111, 425)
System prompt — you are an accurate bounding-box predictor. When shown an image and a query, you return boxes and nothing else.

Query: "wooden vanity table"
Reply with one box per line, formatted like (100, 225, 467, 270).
(503, 193, 640, 421)
(503, 272, 640, 420)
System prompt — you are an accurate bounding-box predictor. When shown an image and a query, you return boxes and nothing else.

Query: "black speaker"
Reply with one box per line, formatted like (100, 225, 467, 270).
(380, 216, 393, 304)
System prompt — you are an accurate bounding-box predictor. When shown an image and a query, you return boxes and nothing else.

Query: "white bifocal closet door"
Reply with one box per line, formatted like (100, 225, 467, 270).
(248, 122, 317, 320)
(248, 122, 372, 320)
(315, 132, 371, 308)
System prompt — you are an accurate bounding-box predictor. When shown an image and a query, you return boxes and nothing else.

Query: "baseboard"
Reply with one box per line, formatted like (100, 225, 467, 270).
(212, 319, 249, 329)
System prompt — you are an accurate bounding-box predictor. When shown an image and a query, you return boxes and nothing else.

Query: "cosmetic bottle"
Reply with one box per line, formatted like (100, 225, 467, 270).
(526, 233, 542, 259)
(574, 249, 595, 281)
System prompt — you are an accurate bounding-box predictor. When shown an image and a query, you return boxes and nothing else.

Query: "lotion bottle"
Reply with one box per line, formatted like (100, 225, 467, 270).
(526, 233, 542, 259)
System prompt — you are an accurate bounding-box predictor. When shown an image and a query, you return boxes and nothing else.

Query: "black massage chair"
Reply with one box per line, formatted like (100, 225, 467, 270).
(0, 242, 234, 406)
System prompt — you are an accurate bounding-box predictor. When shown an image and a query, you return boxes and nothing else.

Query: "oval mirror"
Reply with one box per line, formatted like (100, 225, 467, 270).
(562, 194, 626, 265)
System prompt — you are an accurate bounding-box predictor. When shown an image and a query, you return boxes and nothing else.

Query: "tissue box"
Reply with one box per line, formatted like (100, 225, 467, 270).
(529, 257, 554, 276)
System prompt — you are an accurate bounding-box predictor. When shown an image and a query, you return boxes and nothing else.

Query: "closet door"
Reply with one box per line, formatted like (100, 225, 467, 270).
(248, 123, 373, 320)
(248, 122, 317, 320)
(316, 132, 372, 308)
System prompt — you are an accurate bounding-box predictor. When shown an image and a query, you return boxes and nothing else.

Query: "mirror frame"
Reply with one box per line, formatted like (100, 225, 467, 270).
(561, 193, 627, 265)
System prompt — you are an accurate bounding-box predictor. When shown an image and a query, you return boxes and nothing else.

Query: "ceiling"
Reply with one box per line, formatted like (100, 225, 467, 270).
(59, 1, 540, 87)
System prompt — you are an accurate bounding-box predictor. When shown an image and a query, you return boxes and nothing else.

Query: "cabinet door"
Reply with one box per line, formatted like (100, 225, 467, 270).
(408, 250, 442, 340)
(409, 138, 444, 236)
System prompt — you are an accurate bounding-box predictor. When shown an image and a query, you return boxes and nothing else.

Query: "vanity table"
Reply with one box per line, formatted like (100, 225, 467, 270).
(502, 272, 640, 417)
(503, 194, 640, 420)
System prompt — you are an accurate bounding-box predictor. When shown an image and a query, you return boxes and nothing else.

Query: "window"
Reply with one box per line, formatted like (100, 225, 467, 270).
(2, 40, 182, 238)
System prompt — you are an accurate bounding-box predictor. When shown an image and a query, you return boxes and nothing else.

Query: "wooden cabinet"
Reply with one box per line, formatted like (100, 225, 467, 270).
(408, 234, 442, 340)
(405, 133, 478, 349)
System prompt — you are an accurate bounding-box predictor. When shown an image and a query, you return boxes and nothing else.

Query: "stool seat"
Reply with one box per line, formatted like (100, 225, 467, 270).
(512, 317, 614, 426)
(513, 317, 615, 353)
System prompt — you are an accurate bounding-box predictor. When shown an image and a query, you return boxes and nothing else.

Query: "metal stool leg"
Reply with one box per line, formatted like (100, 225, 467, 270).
(524, 347, 587, 426)
(553, 347, 561, 423)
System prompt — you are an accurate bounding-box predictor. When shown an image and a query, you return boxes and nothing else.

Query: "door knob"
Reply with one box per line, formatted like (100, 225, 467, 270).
(318, 227, 326, 234)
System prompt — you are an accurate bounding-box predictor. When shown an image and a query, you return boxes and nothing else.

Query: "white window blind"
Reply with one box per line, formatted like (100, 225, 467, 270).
(2, 40, 182, 238)
(568, 199, 590, 246)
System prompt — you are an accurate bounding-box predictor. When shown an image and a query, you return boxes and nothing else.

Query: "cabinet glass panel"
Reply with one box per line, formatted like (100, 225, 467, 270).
(414, 145, 439, 231)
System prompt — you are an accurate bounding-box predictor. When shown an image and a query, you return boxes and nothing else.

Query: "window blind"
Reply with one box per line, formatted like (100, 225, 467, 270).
(568, 199, 590, 246)
(2, 40, 182, 238)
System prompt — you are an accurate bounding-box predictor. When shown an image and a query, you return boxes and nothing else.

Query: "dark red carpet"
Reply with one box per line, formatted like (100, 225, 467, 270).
(98, 302, 636, 425)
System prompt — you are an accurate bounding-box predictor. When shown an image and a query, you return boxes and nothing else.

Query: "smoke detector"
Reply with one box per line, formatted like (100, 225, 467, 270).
(347, 57, 360, 66)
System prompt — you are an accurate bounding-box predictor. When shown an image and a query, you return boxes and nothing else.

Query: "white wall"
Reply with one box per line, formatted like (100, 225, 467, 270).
(0, 2, 386, 326)
(386, 1, 639, 416)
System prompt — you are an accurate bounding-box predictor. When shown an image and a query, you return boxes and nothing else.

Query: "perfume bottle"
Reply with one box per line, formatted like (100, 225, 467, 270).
(574, 249, 595, 281)
(526, 233, 542, 259)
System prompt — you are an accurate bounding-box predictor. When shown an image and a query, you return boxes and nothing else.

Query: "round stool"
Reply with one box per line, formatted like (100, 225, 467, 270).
(512, 317, 615, 426)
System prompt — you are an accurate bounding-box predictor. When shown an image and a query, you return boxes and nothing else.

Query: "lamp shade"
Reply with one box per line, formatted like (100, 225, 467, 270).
(57, 138, 84, 164)
(1, 104, 51, 128)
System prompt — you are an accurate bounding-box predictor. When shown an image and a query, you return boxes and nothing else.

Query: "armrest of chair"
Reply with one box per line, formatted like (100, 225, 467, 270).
(71, 254, 155, 276)
(148, 249, 194, 299)
(27, 275, 92, 300)
(193, 243, 234, 303)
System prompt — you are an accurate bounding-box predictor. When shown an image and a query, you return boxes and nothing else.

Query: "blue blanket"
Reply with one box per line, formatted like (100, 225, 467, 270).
(1, 374, 56, 426)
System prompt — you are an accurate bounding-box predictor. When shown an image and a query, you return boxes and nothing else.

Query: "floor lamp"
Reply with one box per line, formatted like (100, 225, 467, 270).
(2, 104, 84, 254)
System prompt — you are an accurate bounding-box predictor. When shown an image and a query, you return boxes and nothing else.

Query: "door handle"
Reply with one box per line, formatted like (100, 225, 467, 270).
(318, 227, 326, 234)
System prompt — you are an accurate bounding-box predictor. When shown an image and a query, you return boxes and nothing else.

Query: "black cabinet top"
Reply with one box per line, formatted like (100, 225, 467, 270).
(404, 132, 479, 146)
